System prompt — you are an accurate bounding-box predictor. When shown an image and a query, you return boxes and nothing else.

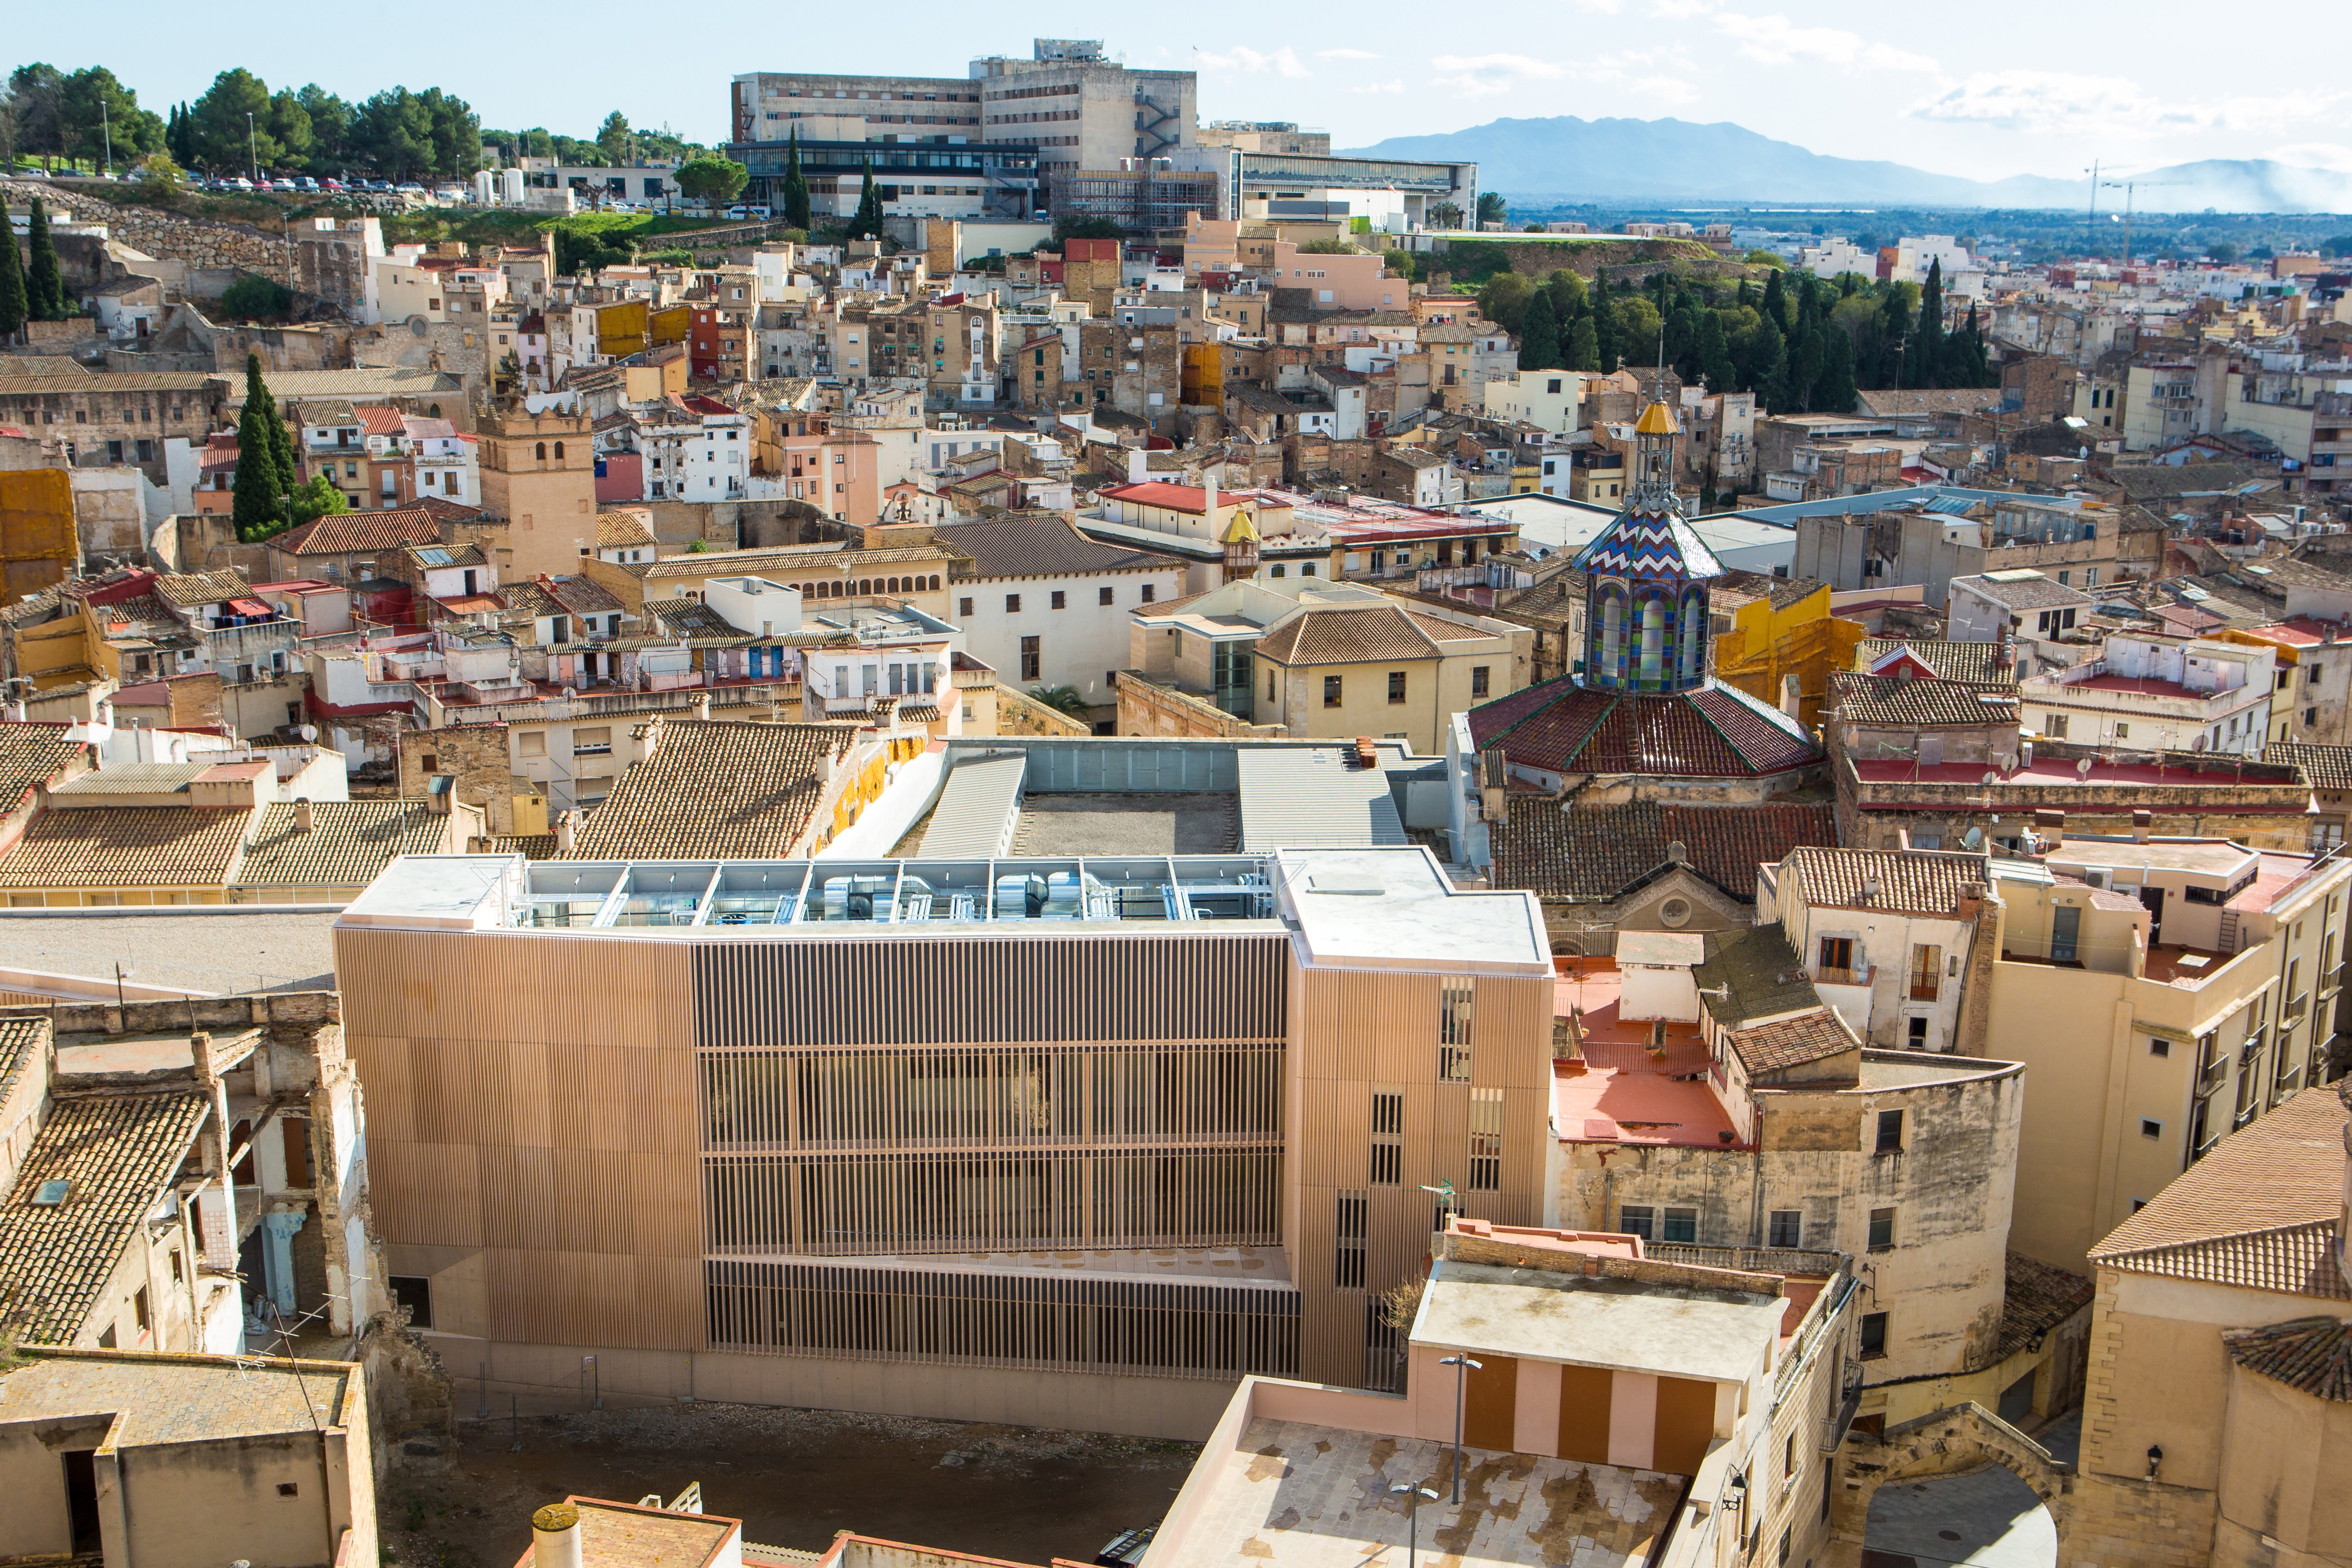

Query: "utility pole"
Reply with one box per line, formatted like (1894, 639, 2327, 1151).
(100, 99, 111, 179)
(248, 111, 258, 183)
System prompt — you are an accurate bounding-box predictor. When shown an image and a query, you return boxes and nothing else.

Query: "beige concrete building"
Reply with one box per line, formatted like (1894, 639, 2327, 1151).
(1982, 836, 2352, 1271)
(1148, 1219, 1859, 1568)
(2071, 1084, 2350, 1568)
(476, 407, 601, 579)
(334, 844, 1551, 1436)
(0, 1348, 376, 1568)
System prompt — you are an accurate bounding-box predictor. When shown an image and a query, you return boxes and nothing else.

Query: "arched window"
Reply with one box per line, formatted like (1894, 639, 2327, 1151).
(535, 442, 547, 460)
(553, 441, 565, 460)
(887, 577, 901, 594)
(1599, 589, 1624, 681)
(428, 403, 441, 417)
(1678, 591, 1706, 686)
(859, 579, 873, 594)
(1639, 597, 1665, 688)
(1271, 564, 1286, 578)
(929, 575, 941, 592)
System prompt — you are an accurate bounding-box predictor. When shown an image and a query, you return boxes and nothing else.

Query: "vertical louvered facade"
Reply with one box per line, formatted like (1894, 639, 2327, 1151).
(335, 875, 1551, 1433)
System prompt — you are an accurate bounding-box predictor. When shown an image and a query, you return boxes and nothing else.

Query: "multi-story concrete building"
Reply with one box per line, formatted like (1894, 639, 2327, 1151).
(335, 841, 1551, 1434)
(971, 39, 1195, 184)
(1757, 846, 1983, 1052)
(1982, 832, 2352, 1271)
(2020, 633, 2277, 757)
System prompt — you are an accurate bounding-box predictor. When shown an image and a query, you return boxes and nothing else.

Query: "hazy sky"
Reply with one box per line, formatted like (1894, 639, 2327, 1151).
(13, 0, 2343, 180)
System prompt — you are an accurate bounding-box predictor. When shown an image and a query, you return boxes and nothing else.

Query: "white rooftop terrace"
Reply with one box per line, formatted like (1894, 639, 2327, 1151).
(336, 848, 1549, 973)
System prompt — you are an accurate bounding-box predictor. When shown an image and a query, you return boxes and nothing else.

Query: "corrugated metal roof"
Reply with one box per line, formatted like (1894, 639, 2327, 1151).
(1235, 748, 1406, 851)
(1924, 496, 1978, 515)
(919, 754, 1028, 859)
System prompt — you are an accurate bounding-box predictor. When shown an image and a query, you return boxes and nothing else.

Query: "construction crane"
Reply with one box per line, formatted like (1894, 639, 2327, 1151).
(2100, 177, 2185, 271)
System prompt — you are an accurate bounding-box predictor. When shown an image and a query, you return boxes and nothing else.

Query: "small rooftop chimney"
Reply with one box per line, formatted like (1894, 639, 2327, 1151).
(2033, 807, 2065, 849)
(531, 1505, 583, 1568)
(2131, 808, 2153, 844)
(295, 798, 314, 834)
(691, 691, 711, 722)
(553, 812, 576, 855)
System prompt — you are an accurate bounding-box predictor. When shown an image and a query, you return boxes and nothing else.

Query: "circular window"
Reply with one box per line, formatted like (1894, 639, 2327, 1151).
(1658, 898, 1693, 928)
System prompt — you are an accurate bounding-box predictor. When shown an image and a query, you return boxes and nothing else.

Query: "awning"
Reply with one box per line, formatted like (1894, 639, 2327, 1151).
(228, 597, 274, 618)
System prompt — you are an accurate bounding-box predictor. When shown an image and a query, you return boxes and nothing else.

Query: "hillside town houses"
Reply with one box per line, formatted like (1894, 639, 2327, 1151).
(4, 29, 2352, 1568)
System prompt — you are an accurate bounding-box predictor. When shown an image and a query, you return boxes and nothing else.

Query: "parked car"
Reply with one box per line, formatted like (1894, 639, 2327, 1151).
(395, 181, 426, 194)
(11, 167, 51, 180)
(321, 178, 345, 192)
(296, 176, 320, 191)
(227, 176, 254, 191)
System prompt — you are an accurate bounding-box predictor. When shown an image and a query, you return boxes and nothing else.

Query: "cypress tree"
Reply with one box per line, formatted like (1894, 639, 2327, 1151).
(1517, 288, 1560, 371)
(781, 126, 811, 231)
(1665, 306, 1698, 382)
(1696, 311, 1737, 394)
(1816, 326, 1859, 413)
(1909, 259, 1945, 389)
(1787, 326, 1824, 413)
(1565, 313, 1600, 373)
(232, 356, 286, 538)
(1876, 287, 1912, 390)
(260, 377, 297, 499)
(25, 200, 66, 322)
(1592, 277, 1619, 373)
(0, 204, 26, 343)
(848, 158, 883, 239)
(1750, 314, 1788, 413)
(1759, 266, 1787, 332)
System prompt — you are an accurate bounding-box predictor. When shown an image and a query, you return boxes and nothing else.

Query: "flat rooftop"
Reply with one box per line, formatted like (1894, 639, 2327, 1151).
(1550, 963, 1732, 1148)
(1417, 1258, 1784, 1384)
(0, 1350, 351, 1446)
(1176, 1417, 1684, 1568)
(339, 848, 1551, 973)
(2043, 839, 2258, 876)
(0, 910, 339, 997)
(1006, 792, 1238, 856)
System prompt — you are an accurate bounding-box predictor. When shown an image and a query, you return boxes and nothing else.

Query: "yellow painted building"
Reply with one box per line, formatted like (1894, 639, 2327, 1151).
(1711, 578, 1865, 732)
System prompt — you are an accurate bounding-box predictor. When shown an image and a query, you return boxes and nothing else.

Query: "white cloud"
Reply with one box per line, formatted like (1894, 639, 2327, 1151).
(1429, 52, 1568, 79)
(1196, 45, 1311, 79)
(2261, 142, 2352, 173)
(1638, 75, 1702, 106)
(1713, 12, 1936, 73)
(1350, 78, 1406, 95)
(1317, 47, 1381, 61)
(1910, 72, 2339, 138)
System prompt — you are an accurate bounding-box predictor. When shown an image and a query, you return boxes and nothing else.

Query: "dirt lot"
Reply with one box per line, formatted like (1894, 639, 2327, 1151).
(381, 1401, 1199, 1567)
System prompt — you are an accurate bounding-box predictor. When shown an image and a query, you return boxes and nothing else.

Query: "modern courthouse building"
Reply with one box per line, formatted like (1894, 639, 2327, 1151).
(334, 844, 1551, 1434)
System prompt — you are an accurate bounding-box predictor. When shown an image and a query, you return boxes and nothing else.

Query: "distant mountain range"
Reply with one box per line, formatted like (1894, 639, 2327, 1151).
(1341, 117, 2352, 213)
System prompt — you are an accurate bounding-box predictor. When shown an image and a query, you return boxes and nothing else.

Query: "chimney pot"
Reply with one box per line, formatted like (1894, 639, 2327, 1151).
(553, 812, 576, 854)
(532, 1505, 583, 1568)
(295, 797, 314, 833)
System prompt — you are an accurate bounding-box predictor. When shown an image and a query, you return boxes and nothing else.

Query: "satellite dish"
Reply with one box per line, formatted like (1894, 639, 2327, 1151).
(2077, 756, 2095, 778)
(298, 724, 319, 743)
(561, 686, 578, 699)
(1982, 772, 2001, 787)
(1962, 827, 1985, 849)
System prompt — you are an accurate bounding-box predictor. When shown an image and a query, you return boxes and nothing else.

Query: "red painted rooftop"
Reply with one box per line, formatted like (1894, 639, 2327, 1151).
(1551, 961, 1737, 1150)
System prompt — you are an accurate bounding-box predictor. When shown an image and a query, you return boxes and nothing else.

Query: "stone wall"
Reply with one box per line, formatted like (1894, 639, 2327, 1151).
(399, 723, 515, 836)
(5, 180, 345, 321)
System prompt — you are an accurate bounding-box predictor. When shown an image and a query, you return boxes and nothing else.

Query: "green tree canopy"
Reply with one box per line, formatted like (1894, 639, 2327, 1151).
(676, 157, 748, 206)
(192, 68, 277, 173)
(8, 66, 68, 167)
(232, 354, 288, 538)
(595, 111, 632, 165)
(1564, 312, 1600, 373)
(1475, 192, 1508, 227)
(288, 473, 348, 527)
(220, 274, 293, 322)
(23, 201, 66, 322)
(1476, 271, 1533, 334)
(1517, 287, 1560, 371)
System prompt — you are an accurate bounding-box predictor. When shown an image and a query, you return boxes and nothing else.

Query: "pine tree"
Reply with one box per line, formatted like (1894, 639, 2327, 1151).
(1517, 288, 1560, 371)
(1909, 259, 1945, 389)
(231, 355, 287, 538)
(1816, 326, 1859, 413)
(25, 200, 66, 322)
(781, 126, 811, 231)
(0, 204, 27, 344)
(1695, 311, 1737, 394)
(1565, 313, 1600, 373)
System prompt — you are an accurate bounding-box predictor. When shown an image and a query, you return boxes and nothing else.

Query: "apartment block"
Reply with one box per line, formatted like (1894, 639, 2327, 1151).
(335, 843, 1551, 1435)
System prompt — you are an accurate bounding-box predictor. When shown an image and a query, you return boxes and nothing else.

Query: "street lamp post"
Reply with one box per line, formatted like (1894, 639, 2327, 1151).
(1440, 1353, 1482, 1503)
(247, 111, 257, 183)
(1388, 1482, 1439, 1568)
(100, 100, 111, 179)
(1418, 1180, 1457, 1233)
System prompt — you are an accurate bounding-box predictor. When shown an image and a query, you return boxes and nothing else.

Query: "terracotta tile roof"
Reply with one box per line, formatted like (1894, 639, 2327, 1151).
(500, 581, 559, 618)
(1470, 678, 1823, 778)
(274, 507, 441, 556)
(940, 515, 1179, 579)
(2223, 1316, 2352, 1402)
(232, 801, 449, 890)
(640, 542, 949, 580)
(543, 576, 625, 617)
(2264, 742, 2352, 794)
(1489, 798, 1838, 903)
(491, 833, 558, 860)
(1858, 638, 2016, 684)
(595, 511, 658, 549)
(1781, 846, 1989, 917)
(0, 1087, 210, 1343)
(1255, 604, 1443, 666)
(0, 1016, 46, 1117)
(644, 600, 740, 639)
(2090, 1086, 2348, 1300)
(1725, 1008, 1857, 1078)
(1997, 1252, 2097, 1360)
(1828, 671, 2023, 727)
(150, 570, 251, 608)
(565, 719, 861, 861)
(0, 725, 90, 817)
(0, 808, 251, 889)
(415, 497, 482, 524)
